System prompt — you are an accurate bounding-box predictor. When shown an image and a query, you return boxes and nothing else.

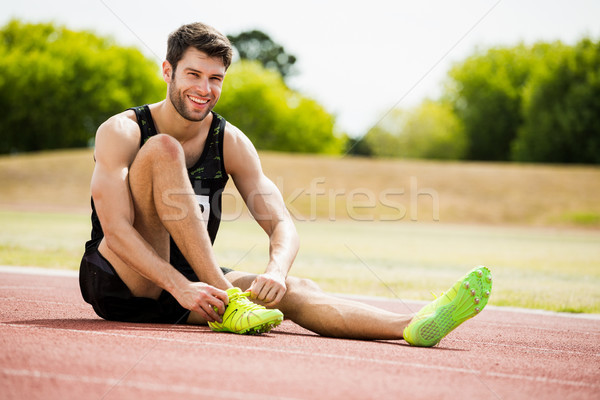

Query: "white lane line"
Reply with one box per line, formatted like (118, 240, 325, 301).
(1, 368, 301, 400)
(1, 322, 598, 390)
(336, 293, 600, 321)
(0, 297, 89, 309)
(478, 320, 600, 335)
(448, 338, 600, 357)
(3, 266, 600, 321)
(0, 266, 78, 277)
(0, 286, 53, 290)
(2, 294, 599, 339)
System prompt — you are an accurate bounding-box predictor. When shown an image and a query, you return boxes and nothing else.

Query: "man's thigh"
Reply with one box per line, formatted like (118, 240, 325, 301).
(128, 137, 174, 260)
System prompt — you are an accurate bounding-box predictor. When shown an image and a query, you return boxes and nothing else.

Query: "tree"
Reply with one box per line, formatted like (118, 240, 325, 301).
(345, 135, 374, 156)
(0, 20, 164, 153)
(444, 45, 540, 161)
(512, 38, 600, 163)
(360, 109, 406, 158)
(215, 60, 344, 154)
(359, 101, 465, 159)
(227, 30, 297, 80)
(400, 100, 466, 160)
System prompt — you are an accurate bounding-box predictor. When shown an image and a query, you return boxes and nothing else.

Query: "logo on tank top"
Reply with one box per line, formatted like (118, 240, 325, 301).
(195, 195, 210, 226)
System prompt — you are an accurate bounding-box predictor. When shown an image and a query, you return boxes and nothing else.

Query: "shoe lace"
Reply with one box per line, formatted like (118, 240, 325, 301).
(230, 291, 265, 311)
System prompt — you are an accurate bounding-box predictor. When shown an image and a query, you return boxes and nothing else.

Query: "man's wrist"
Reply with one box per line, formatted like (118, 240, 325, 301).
(163, 267, 190, 295)
(265, 262, 287, 280)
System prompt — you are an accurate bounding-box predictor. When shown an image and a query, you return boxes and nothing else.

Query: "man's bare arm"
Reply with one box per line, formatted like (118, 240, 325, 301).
(223, 123, 299, 306)
(91, 114, 227, 320)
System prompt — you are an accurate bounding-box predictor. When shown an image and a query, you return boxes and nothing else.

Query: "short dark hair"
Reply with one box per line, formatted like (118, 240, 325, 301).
(166, 22, 233, 71)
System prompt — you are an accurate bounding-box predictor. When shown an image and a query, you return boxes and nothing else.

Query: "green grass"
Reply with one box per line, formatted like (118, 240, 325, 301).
(2, 148, 600, 228)
(561, 212, 600, 226)
(214, 218, 600, 314)
(1, 149, 599, 314)
(3, 209, 598, 314)
(0, 211, 90, 268)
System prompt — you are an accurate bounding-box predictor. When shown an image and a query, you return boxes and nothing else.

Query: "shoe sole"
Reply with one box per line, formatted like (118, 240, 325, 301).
(404, 266, 492, 347)
(245, 317, 284, 334)
(210, 315, 284, 335)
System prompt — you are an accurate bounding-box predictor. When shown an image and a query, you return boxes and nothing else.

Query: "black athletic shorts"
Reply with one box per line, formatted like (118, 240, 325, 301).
(79, 248, 233, 324)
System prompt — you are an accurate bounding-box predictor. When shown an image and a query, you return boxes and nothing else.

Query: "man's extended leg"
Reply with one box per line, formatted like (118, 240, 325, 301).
(226, 272, 412, 340)
(226, 266, 492, 344)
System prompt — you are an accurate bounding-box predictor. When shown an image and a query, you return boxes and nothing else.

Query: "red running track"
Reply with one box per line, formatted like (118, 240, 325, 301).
(1, 266, 599, 400)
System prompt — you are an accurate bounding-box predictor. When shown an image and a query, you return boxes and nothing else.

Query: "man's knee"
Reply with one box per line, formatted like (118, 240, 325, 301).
(129, 134, 186, 187)
(141, 134, 184, 163)
(278, 277, 323, 319)
(286, 276, 322, 296)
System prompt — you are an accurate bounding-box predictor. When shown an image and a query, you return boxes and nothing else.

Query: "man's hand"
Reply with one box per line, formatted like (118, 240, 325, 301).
(248, 272, 287, 307)
(174, 282, 229, 322)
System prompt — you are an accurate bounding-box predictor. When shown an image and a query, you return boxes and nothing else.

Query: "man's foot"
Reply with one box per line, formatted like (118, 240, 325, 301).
(403, 266, 492, 347)
(208, 287, 283, 334)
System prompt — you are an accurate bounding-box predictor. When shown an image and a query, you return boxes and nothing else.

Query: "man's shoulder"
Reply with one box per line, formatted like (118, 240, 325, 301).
(102, 109, 138, 131)
(94, 110, 143, 158)
(97, 110, 140, 140)
(222, 120, 251, 145)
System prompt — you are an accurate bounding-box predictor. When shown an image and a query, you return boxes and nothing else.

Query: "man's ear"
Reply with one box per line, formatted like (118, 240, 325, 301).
(162, 60, 173, 83)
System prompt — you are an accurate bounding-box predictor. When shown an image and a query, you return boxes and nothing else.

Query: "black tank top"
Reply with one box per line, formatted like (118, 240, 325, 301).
(85, 105, 229, 271)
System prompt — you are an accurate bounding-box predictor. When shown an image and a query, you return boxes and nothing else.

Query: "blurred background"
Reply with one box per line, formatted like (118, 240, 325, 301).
(2, 0, 600, 160)
(1, 0, 599, 312)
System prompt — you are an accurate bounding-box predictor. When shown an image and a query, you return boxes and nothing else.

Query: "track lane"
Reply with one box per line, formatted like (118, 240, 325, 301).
(1, 267, 598, 399)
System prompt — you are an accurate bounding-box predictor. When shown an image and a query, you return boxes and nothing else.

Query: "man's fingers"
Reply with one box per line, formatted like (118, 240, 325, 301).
(212, 288, 229, 306)
(248, 279, 264, 299)
(255, 285, 274, 303)
(248, 275, 287, 304)
(262, 286, 278, 302)
(263, 288, 286, 307)
(273, 288, 286, 304)
(200, 301, 222, 323)
(255, 286, 283, 306)
(210, 296, 226, 316)
(194, 291, 227, 322)
(177, 283, 231, 323)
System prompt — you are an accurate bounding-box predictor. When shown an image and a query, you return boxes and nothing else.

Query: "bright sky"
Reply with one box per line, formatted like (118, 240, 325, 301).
(4, 0, 599, 136)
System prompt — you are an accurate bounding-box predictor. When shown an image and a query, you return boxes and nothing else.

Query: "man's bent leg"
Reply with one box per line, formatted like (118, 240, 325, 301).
(226, 271, 412, 340)
(135, 135, 231, 289)
(99, 134, 230, 299)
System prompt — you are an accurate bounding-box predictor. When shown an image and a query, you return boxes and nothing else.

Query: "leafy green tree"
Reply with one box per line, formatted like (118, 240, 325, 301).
(512, 38, 600, 163)
(397, 100, 466, 159)
(345, 135, 373, 156)
(445, 45, 541, 161)
(227, 30, 297, 80)
(0, 20, 164, 153)
(215, 60, 343, 154)
(361, 109, 406, 158)
(360, 101, 465, 159)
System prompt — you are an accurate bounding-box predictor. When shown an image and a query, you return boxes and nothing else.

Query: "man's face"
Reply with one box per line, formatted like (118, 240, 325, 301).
(166, 48, 226, 122)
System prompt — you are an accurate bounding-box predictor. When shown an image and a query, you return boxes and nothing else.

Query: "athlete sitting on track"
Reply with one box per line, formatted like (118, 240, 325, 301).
(79, 22, 492, 346)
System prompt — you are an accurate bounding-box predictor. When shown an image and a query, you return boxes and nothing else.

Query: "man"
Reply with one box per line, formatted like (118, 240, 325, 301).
(79, 22, 492, 346)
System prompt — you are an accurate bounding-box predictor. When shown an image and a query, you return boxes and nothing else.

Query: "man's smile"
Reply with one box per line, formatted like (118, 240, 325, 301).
(188, 95, 209, 105)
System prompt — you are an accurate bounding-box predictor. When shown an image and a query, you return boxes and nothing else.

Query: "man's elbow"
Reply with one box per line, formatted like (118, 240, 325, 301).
(102, 223, 132, 255)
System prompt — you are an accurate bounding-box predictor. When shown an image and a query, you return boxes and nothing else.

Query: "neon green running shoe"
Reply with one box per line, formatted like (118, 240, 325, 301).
(403, 266, 492, 347)
(208, 287, 283, 335)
